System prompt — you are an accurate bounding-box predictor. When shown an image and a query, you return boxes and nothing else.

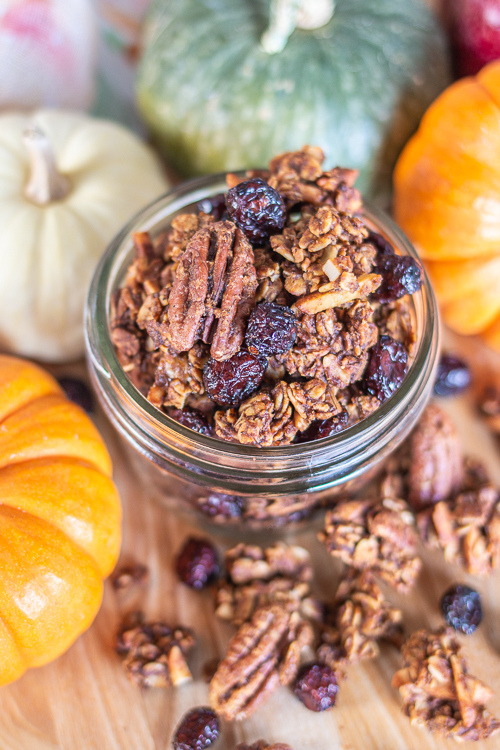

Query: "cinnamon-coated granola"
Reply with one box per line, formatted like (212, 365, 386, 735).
(115, 611, 195, 688)
(111, 146, 420, 450)
(215, 542, 321, 627)
(393, 628, 500, 742)
(319, 494, 421, 592)
(318, 570, 403, 670)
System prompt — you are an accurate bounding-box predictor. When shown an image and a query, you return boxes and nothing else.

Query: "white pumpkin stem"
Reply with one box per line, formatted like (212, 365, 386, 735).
(23, 126, 71, 206)
(261, 0, 335, 54)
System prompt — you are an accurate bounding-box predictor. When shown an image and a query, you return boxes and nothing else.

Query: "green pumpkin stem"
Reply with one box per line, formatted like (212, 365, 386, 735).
(261, 0, 335, 54)
(23, 126, 71, 206)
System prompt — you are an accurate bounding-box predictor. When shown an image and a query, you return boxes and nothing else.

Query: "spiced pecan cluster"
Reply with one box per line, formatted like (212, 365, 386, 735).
(111, 146, 420, 447)
(393, 628, 500, 742)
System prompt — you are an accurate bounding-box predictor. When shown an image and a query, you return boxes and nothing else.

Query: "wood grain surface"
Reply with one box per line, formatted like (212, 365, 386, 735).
(0, 326, 499, 750)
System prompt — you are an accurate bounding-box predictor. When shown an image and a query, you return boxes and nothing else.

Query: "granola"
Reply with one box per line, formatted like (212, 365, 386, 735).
(209, 603, 314, 721)
(115, 611, 195, 688)
(319, 494, 421, 592)
(215, 542, 321, 627)
(111, 146, 421, 449)
(317, 570, 403, 669)
(393, 628, 500, 742)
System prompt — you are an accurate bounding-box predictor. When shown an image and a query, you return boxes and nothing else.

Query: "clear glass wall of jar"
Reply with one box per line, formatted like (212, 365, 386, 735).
(85, 174, 440, 532)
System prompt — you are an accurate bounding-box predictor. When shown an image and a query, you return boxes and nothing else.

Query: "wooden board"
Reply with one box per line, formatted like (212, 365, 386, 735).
(0, 329, 499, 750)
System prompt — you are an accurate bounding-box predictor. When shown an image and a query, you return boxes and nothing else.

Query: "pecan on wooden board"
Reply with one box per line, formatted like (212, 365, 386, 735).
(209, 604, 313, 721)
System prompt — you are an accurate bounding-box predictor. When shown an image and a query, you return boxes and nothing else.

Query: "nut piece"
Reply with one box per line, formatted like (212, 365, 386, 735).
(215, 543, 321, 627)
(319, 496, 421, 592)
(418, 480, 500, 577)
(408, 404, 464, 511)
(111, 563, 149, 591)
(209, 604, 313, 721)
(393, 628, 500, 742)
(166, 222, 258, 360)
(115, 611, 195, 688)
(318, 570, 403, 669)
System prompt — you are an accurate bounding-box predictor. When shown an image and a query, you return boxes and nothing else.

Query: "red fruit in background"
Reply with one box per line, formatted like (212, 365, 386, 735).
(443, 0, 500, 76)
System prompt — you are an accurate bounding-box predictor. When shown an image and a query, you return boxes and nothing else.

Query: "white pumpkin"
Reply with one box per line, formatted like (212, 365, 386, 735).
(0, 109, 168, 362)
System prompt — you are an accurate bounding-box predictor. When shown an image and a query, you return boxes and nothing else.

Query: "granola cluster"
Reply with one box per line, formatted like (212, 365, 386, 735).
(215, 542, 321, 626)
(115, 611, 195, 688)
(111, 146, 420, 448)
(393, 628, 500, 742)
(317, 570, 403, 670)
(319, 493, 421, 592)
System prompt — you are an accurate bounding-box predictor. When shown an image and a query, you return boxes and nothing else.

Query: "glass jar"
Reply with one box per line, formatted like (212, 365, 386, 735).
(85, 174, 440, 532)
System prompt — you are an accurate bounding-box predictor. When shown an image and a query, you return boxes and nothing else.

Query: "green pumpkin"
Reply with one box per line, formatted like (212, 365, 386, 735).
(137, 0, 450, 200)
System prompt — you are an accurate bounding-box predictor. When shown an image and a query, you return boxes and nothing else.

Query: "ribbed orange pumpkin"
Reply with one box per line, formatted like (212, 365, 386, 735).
(0, 355, 121, 685)
(394, 60, 500, 349)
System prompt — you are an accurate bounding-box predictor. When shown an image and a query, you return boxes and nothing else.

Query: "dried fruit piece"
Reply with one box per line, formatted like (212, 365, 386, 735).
(225, 178, 286, 243)
(441, 584, 482, 635)
(293, 663, 339, 712)
(363, 335, 409, 402)
(166, 407, 212, 436)
(203, 351, 266, 408)
(198, 193, 227, 221)
(372, 251, 422, 303)
(172, 706, 220, 750)
(176, 537, 219, 590)
(295, 410, 349, 442)
(434, 354, 471, 397)
(197, 492, 246, 520)
(245, 302, 297, 356)
(57, 376, 94, 413)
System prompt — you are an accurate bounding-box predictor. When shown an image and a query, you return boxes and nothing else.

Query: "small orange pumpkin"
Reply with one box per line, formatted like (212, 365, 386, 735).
(0, 355, 121, 685)
(394, 60, 500, 349)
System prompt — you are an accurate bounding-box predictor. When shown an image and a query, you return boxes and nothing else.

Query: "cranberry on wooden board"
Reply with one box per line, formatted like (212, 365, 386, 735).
(225, 178, 286, 243)
(176, 538, 219, 590)
(441, 584, 483, 635)
(57, 376, 94, 413)
(172, 707, 220, 750)
(294, 663, 339, 711)
(433, 354, 471, 397)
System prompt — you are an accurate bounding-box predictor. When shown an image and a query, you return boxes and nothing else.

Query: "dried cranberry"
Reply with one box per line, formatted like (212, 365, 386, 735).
(203, 350, 266, 408)
(441, 584, 482, 635)
(245, 302, 297, 356)
(176, 537, 219, 590)
(368, 230, 396, 256)
(198, 193, 227, 222)
(295, 410, 349, 443)
(172, 706, 220, 750)
(372, 253, 422, 303)
(363, 336, 409, 402)
(167, 407, 213, 436)
(294, 663, 339, 712)
(225, 178, 286, 244)
(198, 492, 245, 520)
(57, 377, 94, 413)
(434, 354, 471, 397)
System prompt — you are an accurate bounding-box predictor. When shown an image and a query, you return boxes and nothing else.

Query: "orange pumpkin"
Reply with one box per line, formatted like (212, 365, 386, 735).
(0, 355, 121, 685)
(394, 60, 500, 348)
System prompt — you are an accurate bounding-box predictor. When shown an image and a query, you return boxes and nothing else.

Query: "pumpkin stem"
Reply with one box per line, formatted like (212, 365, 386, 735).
(261, 0, 334, 55)
(23, 126, 71, 206)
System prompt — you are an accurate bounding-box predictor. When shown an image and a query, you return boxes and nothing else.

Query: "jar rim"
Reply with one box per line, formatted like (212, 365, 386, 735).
(85, 172, 439, 475)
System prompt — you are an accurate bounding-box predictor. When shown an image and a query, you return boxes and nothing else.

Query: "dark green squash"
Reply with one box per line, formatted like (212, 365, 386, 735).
(136, 0, 450, 200)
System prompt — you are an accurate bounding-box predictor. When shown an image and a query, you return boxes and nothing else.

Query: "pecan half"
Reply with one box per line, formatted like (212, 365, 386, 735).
(408, 404, 464, 511)
(209, 604, 313, 721)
